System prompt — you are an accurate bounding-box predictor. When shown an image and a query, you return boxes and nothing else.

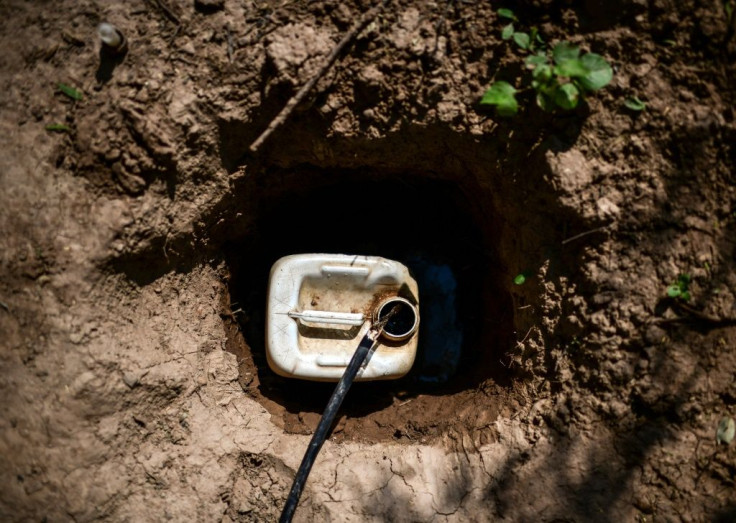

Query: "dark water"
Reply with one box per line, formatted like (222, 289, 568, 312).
(405, 257, 463, 384)
(379, 300, 416, 337)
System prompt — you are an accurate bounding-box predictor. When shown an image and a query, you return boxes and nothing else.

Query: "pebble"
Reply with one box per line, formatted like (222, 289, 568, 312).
(123, 372, 140, 389)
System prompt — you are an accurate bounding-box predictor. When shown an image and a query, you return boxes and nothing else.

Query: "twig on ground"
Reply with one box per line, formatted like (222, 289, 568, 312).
(150, 0, 180, 26)
(249, 2, 386, 153)
(655, 302, 736, 328)
(0, 301, 9, 312)
(518, 326, 533, 344)
(561, 224, 613, 246)
(674, 302, 736, 327)
(241, 11, 278, 44)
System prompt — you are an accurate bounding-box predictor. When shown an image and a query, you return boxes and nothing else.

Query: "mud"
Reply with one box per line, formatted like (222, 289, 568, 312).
(1, 0, 735, 521)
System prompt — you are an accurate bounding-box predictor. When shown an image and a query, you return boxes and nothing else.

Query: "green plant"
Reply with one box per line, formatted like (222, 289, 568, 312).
(498, 8, 543, 51)
(57, 83, 83, 101)
(45, 123, 70, 133)
(513, 273, 526, 285)
(482, 82, 519, 117)
(624, 96, 647, 111)
(481, 8, 613, 116)
(666, 273, 691, 301)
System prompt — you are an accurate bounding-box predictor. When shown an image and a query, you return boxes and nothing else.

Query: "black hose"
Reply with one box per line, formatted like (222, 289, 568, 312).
(279, 329, 380, 522)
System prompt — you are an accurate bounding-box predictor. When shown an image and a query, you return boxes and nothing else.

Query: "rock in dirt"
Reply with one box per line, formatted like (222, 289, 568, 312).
(716, 417, 735, 445)
(122, 372, 140, 389)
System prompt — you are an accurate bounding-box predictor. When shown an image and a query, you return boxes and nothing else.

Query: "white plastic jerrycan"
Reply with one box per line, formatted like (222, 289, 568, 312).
(266, 254, 420, 381)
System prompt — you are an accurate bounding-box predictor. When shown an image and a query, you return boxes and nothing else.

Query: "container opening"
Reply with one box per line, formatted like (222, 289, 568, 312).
(377, 297, 418, 341)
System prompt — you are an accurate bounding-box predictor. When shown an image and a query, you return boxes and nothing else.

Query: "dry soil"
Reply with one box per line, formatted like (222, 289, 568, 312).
(1, 0, 735, 521)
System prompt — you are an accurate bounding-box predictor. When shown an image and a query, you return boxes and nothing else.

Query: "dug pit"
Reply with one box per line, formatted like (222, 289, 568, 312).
(221, 164, 519, 444)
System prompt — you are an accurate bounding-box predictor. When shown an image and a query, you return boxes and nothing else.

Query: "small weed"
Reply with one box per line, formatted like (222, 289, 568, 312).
(57, 83, 83, 101)
(666, 273, 691, 301)
(45, 123, 70, 133)
(481, 8, 612, 116)
(498, 7, 543, 52)
(513, 273, 526, 285)
(497, 8, 516, 21)
(623, 96, 647, 111)
(482, 82, 518, 117)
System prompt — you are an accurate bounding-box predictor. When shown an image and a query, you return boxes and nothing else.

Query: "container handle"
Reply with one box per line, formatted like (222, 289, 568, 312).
(320, 265, 370, 277)
(288, 310, 365, 326)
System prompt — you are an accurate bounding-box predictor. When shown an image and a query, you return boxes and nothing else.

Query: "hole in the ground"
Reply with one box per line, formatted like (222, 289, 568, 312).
(223, 166, 515, 442)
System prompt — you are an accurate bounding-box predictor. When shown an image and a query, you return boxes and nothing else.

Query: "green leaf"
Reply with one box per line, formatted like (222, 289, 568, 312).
(666, 285, 681, 298)
(480, 81, 518, 117)
(45, 123, 70, 132)
(525, 53, 548, 68)
(529, 27, 539, 49)
(513, 32, 530, 50)
(554, 58, 590, 78)
(678, 273, 691, 286)
(624, 96, 647, 111)
(717, 417, 735, 445)
(532, 64, 553, 85)
(513, 274, 526, 285)
(502, 23, 514, 40)
(536, 91, 554, 112)
(57, 83, 83, 101)
(552, 42, 580, 64)
(680, 291, 691, 301)
(578, 53, 613, 91)
(554, 83, 580, 110)
(498, 8, 516, 20)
